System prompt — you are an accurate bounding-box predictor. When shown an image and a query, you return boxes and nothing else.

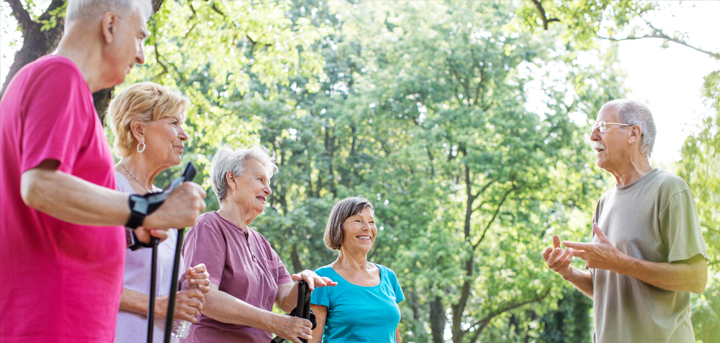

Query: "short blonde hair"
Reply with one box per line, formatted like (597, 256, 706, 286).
(108, 82, 190, 158)
(324, 196, 374, 251)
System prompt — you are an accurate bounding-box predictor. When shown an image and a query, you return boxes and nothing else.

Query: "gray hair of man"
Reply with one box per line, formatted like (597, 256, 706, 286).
(66, 0, 153, 22)
(324, 196, 374, 251)
(210, 146, 279, 203)
(604, 99, 657, 158)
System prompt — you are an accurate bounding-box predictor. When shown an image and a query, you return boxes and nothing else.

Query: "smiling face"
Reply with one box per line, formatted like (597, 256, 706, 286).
(141, 113, 187, 168)
(231, 159, 272, 220)
(340, 207, 377, 256)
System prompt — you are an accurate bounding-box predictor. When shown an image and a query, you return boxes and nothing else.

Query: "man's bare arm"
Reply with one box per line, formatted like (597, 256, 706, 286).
(560, 267, 594, 298)
(21, 159, 207, 231)
(564, 223, 707, 294)
(619, 254, 706, 294)
(543, 235, 594, 297)
(21, 160, 131, 226)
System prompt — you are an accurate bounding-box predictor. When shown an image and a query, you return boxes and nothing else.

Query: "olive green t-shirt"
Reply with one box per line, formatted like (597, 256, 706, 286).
(591, 168, 707, 343)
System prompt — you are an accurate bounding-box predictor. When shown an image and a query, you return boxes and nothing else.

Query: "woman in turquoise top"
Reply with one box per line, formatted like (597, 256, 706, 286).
(310, 197, 404, 343)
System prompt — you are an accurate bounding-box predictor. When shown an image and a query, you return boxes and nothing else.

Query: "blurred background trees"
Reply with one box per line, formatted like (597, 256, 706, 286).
(2, 0, 719, 341)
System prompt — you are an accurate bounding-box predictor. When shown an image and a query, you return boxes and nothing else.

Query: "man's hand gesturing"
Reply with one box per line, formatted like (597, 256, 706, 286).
(144, 182, 207, 229)
(562, 223, 627, 273)
(542, 235, 575, 278)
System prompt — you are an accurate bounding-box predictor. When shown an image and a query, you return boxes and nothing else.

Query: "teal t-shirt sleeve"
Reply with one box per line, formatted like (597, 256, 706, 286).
(387, 267, 405, 304)
(311, 267, 331, 307)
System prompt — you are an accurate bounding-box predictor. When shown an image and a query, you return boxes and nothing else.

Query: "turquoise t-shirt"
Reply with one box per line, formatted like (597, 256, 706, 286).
(311, 264, 404, 343)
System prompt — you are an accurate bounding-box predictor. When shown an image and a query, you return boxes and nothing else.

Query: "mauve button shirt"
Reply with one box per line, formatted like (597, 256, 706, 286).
(182, 211, 292, 343)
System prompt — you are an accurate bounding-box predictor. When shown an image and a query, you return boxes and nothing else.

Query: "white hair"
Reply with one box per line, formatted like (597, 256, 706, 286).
(210, 146, 279, 203)
(604, 99, 657, 158)
(66, 0, 153, 22)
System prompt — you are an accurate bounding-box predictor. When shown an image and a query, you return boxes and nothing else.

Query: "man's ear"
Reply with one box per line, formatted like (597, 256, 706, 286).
(628, 125, 643, 145)
(100, 12, 118, 44)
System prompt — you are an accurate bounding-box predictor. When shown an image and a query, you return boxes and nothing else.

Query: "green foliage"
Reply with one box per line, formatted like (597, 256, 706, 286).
(678, 69, 720, 343)
(538, 287, 593, 342)
(516, 0, 655, 49)
(111, 0, 705, 342)
(117, 0, 327, 197)
(40, 1, 66, 31)
(205, 1, 623, 342)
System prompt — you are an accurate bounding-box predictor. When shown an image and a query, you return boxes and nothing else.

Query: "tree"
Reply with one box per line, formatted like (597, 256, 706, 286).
(222, 1, 627, 342)
(678, 69, 720, 343)
(1, 0, 165, 119)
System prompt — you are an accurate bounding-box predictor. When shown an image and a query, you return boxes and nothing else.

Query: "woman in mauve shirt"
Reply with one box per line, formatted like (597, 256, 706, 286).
(182, 147, 337, 343)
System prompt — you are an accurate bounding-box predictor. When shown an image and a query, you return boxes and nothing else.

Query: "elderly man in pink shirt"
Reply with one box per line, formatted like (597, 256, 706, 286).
(0, 1, 206, 342)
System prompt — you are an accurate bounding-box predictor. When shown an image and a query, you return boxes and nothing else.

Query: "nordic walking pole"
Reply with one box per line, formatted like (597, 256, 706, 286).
(142, 162, 197, 343)
(271, 280, 315, 343)
(146, 236, 160, 342)
(164, 163, 197, 343)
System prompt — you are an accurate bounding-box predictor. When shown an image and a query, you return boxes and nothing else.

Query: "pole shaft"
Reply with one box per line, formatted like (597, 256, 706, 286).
(147, 237, 160, 343)
(164, 228, 186, 343)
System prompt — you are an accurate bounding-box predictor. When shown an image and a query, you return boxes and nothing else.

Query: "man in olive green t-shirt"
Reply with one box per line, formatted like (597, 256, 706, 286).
(542, 99, 708, 343)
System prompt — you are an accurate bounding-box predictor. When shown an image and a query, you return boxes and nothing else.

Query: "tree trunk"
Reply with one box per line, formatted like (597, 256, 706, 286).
(1, 0, 166, 122)
(290, 244, 303, 273)
(1, 0, 65, 97)
(430, 295, 446, 343)
(93, 88, 114, 124)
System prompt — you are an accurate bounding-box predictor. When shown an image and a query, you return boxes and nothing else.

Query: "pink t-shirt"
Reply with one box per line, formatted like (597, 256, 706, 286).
(0, 55, 125, 342)
(182, 211, 292, 343)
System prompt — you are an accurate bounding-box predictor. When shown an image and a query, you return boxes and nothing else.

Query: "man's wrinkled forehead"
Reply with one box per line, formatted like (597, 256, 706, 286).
(597, 104, 619, 122)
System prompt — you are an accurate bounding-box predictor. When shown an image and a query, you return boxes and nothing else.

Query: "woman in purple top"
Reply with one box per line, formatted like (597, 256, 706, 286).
(183, 147, 337, 343)
(107, 82, 212, 342)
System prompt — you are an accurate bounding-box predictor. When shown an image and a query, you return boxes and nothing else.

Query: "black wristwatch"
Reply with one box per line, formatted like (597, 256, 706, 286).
(126, 194, 149, 229)
(125, 193, 168, 229)
(126, 228, 153, 251)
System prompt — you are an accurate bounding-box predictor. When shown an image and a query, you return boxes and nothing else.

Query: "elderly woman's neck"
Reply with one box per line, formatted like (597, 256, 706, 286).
(334, 250, 370, 271)
(217, 200, 257, 230)
(117, 156, 165, 191)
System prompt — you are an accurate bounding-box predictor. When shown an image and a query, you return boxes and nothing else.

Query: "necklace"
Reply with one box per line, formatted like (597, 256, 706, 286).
(120, 164, 152, 194)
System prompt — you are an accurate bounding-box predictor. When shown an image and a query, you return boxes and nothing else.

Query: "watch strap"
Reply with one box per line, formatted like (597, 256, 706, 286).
(126, 194, 149, 229)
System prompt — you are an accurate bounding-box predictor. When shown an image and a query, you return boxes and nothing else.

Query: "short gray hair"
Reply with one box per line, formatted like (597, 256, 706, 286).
(324, 196, 374, 251)
(605, 99, 657, 158)
(210, 146, 278, 203)
(66, 0, 153, 22)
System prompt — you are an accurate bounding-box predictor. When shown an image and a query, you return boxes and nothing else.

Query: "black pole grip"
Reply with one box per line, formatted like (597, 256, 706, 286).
(271, 280, 314, 343)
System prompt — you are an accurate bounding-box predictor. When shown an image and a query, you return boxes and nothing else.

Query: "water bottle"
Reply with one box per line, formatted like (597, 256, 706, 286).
(170, 283, 196, 339)
(171, 319, 191, 339)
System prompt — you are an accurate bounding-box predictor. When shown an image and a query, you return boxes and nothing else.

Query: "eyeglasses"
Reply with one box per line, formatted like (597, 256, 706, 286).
(591, 121, 630, 134)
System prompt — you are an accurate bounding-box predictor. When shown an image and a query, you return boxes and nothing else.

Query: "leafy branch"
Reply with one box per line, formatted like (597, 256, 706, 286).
(598, 18, 720, 60)
(530, 0, 559, 30)
(466, 288, 553, 343)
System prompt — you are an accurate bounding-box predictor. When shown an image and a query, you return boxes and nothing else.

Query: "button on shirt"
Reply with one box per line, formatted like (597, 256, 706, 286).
(182, 211, 292, 343)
